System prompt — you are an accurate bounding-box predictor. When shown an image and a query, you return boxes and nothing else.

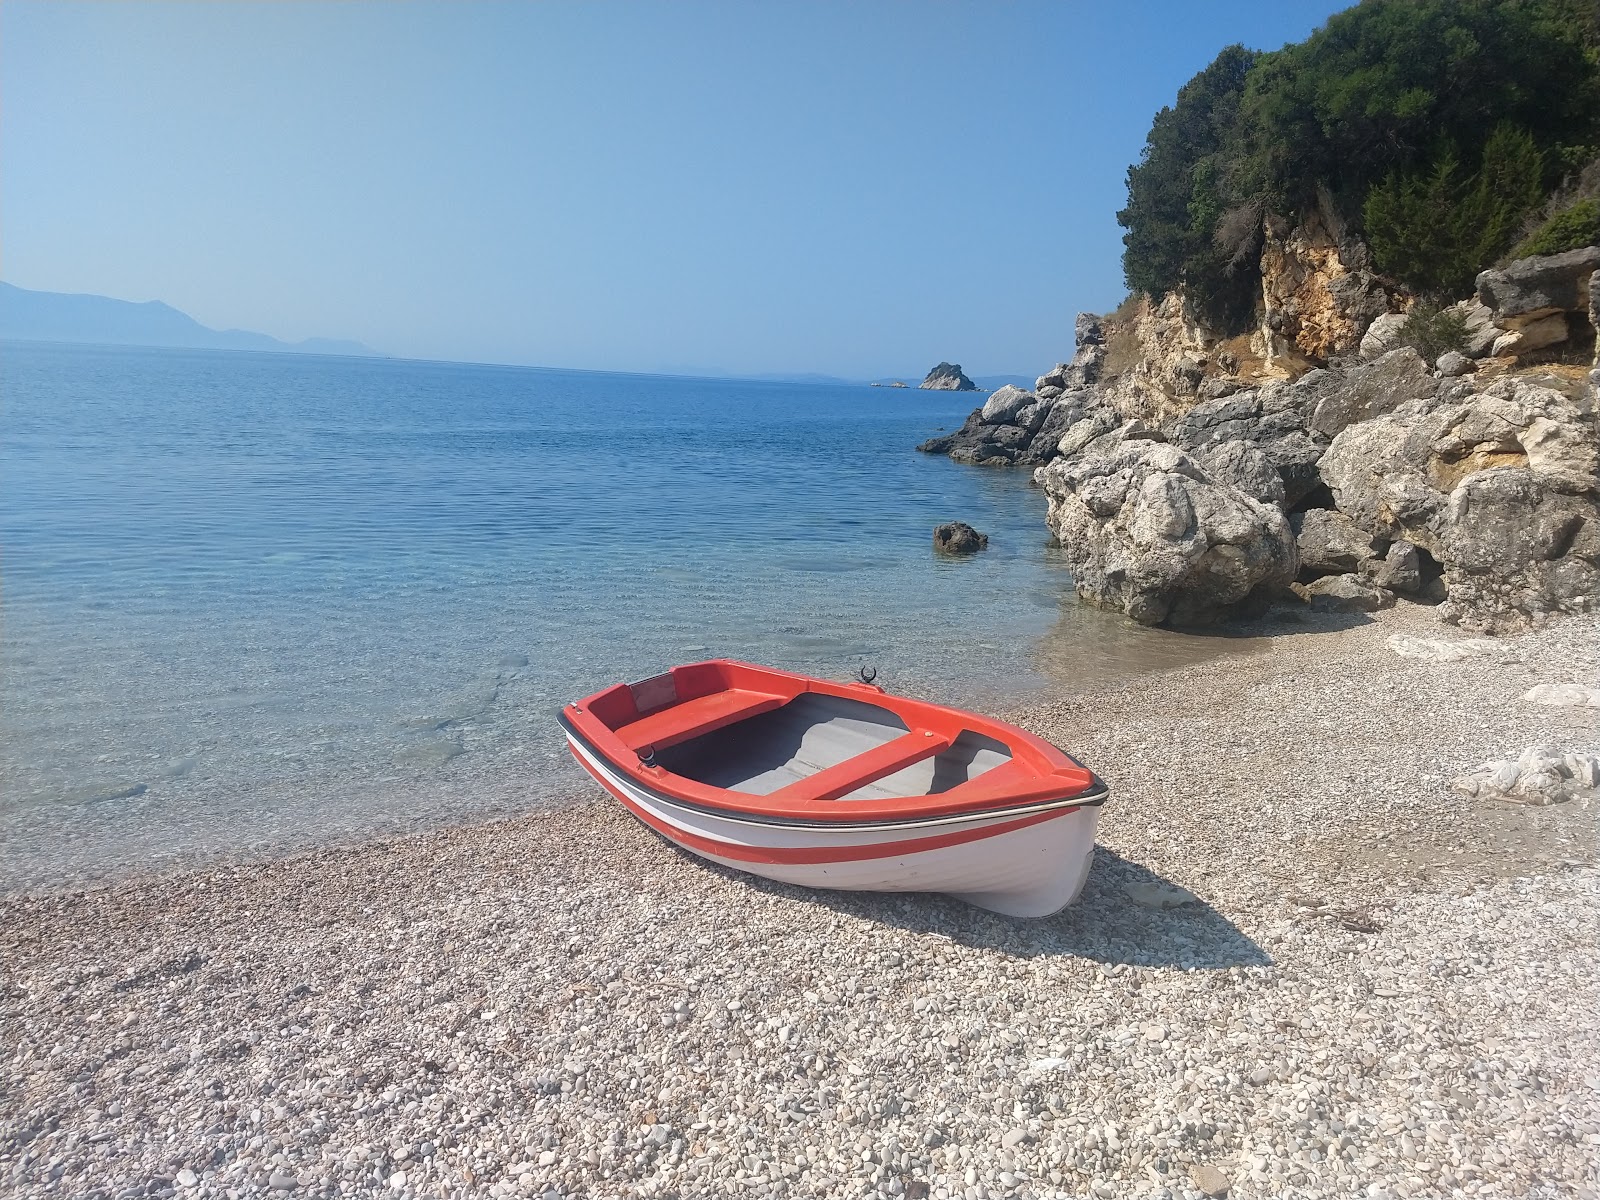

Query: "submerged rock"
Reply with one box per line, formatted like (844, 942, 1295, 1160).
(60, 781, 148, 806)
(932, 522, 988, 555)
(919, 362, 977, 391)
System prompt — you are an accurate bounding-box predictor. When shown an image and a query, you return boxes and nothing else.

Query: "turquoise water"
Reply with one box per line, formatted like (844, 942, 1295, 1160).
(1, 341, 1220, 888)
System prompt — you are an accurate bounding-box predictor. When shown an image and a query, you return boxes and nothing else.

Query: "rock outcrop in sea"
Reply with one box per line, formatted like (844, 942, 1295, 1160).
(919, 232, 1600, 631)
(919, 362, 978, 391)
(932, 521, 988, 554)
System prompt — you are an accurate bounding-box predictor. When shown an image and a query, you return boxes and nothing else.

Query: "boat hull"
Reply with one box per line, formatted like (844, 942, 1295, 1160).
(566, 729, 1101, 918)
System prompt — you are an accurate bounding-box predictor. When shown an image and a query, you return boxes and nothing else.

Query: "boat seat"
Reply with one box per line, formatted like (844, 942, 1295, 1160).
(616, 688, 790, 754)
(934, 758, 1032, 801)
(766, 729, 954, 803)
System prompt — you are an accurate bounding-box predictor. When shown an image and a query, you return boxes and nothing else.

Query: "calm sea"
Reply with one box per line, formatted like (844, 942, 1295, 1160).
(1, 342, 1237, 888)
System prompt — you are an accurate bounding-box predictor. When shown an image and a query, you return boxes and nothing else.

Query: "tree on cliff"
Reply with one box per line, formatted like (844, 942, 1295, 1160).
(1117, 0, 1600, 323)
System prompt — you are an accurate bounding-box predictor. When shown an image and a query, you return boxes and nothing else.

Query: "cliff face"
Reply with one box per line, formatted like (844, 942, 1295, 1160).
(1089, 198, 1404, 421)
(1256, 193, 1397, 371)
(917, 218, 1600, 632)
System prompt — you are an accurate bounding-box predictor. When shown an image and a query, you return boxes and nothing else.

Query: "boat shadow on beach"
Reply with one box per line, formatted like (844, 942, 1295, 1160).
(718, 847, 1272, 970)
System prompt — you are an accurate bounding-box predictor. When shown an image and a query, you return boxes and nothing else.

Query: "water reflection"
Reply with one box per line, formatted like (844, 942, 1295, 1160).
(1032, 597, 1273, 692)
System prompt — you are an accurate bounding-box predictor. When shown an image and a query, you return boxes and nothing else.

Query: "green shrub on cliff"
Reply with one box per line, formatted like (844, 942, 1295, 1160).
(1362, 126, 1545, 297)
(1118, 46, 1255, 303)
(1117, 0, 1600, 325)
(1514, 200, 1600, 259)
(1394, 300, 1469, 364)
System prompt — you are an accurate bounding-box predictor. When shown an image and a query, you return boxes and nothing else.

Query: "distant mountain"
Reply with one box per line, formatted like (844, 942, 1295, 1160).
(740, 371, 858, 386)
(0, 282, 378, 357)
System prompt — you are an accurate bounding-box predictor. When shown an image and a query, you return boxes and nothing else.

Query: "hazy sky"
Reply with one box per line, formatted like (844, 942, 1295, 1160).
(2, 2, 1347, 377)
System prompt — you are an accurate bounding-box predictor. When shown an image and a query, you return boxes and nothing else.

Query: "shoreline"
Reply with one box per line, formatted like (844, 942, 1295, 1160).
(4, 604, 1597, 1199)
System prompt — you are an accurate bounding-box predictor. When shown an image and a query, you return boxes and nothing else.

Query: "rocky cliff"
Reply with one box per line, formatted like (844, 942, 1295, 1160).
(919, 363, 978, 391)
(919, 219, 1600, 632)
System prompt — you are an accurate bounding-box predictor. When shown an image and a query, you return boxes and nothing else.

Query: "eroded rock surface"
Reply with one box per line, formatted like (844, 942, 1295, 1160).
(919, 362, 977, 391)
(1036, 441, 1297, 627)
(1476, 247, 1600, 327)
(1319, 379, 1600, 632)
(932, 521, 988, 555)
(1453, 746, 1600, 806)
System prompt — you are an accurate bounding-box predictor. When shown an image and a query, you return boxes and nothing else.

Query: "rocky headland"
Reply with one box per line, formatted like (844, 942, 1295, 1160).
(920, 230, 1600, 636)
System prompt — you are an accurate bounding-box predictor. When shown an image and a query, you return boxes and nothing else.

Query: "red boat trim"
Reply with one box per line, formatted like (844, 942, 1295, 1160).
(559, 710, 1107, 829)
(572, 750, 1070, 865)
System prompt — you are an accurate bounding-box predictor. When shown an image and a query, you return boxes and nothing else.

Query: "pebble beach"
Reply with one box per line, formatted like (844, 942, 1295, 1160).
(4, 605, 1598, 1200)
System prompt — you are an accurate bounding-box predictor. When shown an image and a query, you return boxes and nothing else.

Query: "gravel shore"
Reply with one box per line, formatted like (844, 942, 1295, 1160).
(4, 604, 1597, 1200)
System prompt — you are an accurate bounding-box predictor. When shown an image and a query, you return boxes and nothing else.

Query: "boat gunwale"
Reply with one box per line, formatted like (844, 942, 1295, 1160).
(559, 659, 1108, 826)
(560, 709, 1108, 829)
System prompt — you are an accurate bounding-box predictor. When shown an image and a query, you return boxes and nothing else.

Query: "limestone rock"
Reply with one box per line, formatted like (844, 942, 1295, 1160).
(1436, 351, 1474, 378)
(978, 385, 1033, 425)
(1453, 299, 1501, 358)
(1307, 348, 1438, 438)
(1189, 1163, 1232, 1197)
(1385, 633, 1504, 661)
(1453, 745, 1600, 806)
(919, 386, 1109, 469)
(1258, 195, 1396, 369)
(1476, 246, 1600, 327)
(1035, 364, 1071, 392)
(932, 522, 988, 555)
(1036, 441, 1297, 627)
(1366, 539, 1425, 595)
(1086, 293, 1217, 424)
(1491, 312, 1568, 358)
(1360, 312, 1408, 361)
(1592, 268, 1599, 369)
(1165, 391, 1329, 509)
(1319, 378, 1600, 632)
(1292, 508, 1382, 577)
(1302, 573, 1394, 612)
(1522, 683, 1600, 707)
(1057, 409, 1122, 459)
(1191, 439, 1286, 507)
(920, 362, 977, 391)
(1440, 467, 1600, 631)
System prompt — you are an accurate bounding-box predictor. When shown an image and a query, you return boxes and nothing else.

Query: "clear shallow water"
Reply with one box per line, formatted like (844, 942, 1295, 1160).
(1, 342, 1251, 888)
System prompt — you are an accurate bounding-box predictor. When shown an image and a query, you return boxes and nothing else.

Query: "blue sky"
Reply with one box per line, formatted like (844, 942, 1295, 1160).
(2, 2, 1347, 378)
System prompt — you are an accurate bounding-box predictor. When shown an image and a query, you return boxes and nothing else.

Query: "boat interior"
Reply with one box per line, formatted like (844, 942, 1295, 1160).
(652, 692, 1011, 800)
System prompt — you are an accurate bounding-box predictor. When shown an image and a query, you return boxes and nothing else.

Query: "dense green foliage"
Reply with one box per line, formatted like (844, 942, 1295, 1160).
(1117, 0, 1600, 325)
(1362, 126, 1545, 295)
(1514, 199, 1600, 258)
(1394, 300, 1470, 364)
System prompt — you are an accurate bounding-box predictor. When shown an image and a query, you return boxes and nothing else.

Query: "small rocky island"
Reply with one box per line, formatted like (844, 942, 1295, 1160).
(919, 362, 978, 391)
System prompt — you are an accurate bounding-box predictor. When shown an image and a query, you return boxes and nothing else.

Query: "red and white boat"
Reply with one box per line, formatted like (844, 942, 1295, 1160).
(559, 659, 1108, 917)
